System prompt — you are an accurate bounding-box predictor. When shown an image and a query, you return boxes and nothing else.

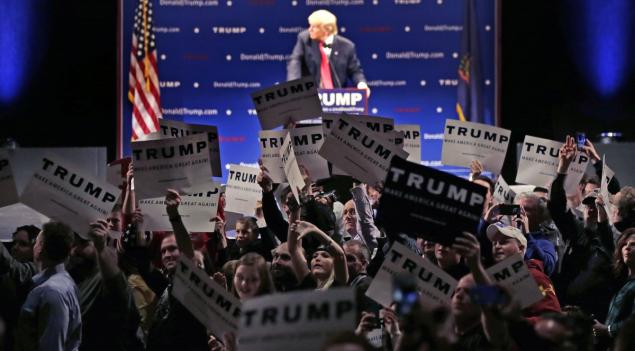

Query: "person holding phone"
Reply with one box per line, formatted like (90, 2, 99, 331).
(479, 202, 558, 276)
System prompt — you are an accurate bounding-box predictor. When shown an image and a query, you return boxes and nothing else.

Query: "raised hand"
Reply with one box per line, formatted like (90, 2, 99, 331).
(165, 189, 181, 218)
(354, 311, 376, 336)
(513, 206, 530, 234)
(131, 208, 144, 226)
(582, 138, 601, 163)
(557, 135, 577, 173)
(295, 220, 319, 238)
(470, 159, 484, 177)
(212, 272, 228, 291)
(256, 158, 273, 192)
(87, 219, 110, 251)
(380, 307, 402, 339)
(452, 232, 482, 268)
(126, 162, 134, 185)
(484, 203, 504, 223)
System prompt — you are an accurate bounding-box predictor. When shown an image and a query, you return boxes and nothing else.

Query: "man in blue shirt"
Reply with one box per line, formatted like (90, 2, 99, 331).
(16, 221, 82, 351)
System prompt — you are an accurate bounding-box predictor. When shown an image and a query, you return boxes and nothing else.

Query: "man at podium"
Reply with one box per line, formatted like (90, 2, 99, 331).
(287, 9, 371, 97)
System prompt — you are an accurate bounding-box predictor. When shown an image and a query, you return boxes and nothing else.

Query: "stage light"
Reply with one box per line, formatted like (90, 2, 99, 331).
(582, 0, 632, 97)
(599, 132, 622, 144)
(0, 1, 32, 103)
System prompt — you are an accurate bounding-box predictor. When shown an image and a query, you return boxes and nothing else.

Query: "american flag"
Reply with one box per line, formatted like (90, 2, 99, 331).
(128, 0, 161, 140)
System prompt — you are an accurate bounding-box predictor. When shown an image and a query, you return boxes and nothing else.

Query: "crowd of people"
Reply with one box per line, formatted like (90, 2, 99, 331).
(2, 134, 635, 351)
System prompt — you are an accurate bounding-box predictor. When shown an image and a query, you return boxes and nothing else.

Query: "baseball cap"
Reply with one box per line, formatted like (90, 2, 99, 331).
(486, 222, 527, 248)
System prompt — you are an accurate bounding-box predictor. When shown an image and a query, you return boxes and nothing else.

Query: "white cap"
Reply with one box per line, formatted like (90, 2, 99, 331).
(486, 222, 527, 248)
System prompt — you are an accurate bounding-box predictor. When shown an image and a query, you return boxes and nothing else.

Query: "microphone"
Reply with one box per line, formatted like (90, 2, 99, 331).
(327, 54, 342, 88)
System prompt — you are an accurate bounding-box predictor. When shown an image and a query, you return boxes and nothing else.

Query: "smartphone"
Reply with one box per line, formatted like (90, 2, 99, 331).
(576, 132, 586, 150)
(393, 274, 418, 316)
(499, 204, 520, 216)
(468, 285, 508, 305)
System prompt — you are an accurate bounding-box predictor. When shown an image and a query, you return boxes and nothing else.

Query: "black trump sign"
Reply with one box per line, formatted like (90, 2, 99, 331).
(378, 157, 487, 245)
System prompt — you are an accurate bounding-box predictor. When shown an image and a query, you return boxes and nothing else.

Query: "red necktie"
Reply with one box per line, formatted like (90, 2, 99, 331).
(319, 41, 334, 89)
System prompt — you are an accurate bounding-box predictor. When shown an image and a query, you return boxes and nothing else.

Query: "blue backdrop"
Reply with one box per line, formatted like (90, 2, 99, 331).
(118, 0, 497, 181)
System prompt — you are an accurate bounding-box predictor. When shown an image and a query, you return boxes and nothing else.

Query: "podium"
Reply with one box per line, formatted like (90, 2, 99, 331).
(318, 88, 368, 114)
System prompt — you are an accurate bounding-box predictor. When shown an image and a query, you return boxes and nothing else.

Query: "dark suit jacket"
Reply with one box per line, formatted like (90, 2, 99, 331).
(287, 30, 366, 88)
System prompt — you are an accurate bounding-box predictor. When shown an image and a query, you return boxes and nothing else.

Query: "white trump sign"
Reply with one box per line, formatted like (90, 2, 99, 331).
(172, 257, 241, 337)
(395, 124, 422, 163)
(319, 117, 408, 184)
(251, 77, 322, 130)
(238, 288, 356, 351)
(290, 125, 330, 180)
(139, 182, 221, 232)
(20, 155, 119, 235)
(486, 254, 544, 309)
(138, 119, 222, 177)
(441, 119, 511, 174)
(224, 164, 262, 216)
(516, 135, 589, 194)
(366, 242, 457, 308)
(258, 129, 287, 183)
(132, 133, 212, 199)
(280, 133, 305, 203)
(493, 175, 516, 204)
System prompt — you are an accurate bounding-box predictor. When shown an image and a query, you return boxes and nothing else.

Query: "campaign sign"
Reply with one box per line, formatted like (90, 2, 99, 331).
(172, 256, 241, 337)
(280, 133, 305, 203)
(290, 125, 330, 180)
(600, 155, 615, 201)
(563, 152, 590, 195)
(251, 77, 322, 130)
(132, 133, 212, 199)
(224, 164, 262, 216)
(366, 242, 457, 308)
(486, 253, 544, 309)
(139, 182, 221, 232)
(319, 117, 408, 184)
(378, 157, 487, 245)
(516, 136, 589, 193)
(493, 175, 516, 204)
(395, 124, 422, 163)
(258, 129, 287, 183)
(139, 119, 222, 177)
(441, 119, 511, 174)
(322, 113, 396, 176)
(318, 88, 368, 114)
(322, 113, 394, 135)
(20, 155, 119, 235)
(238, 287, 356, 351)
(0, 150, 19, 208)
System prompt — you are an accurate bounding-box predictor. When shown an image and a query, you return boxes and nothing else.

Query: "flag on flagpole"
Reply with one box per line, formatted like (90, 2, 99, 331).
(128, 0, 162, 141)
(456, 0, 486, 124)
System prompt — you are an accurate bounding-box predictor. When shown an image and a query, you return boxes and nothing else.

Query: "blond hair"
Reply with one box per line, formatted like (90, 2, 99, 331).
(308, 9, 338, 35)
